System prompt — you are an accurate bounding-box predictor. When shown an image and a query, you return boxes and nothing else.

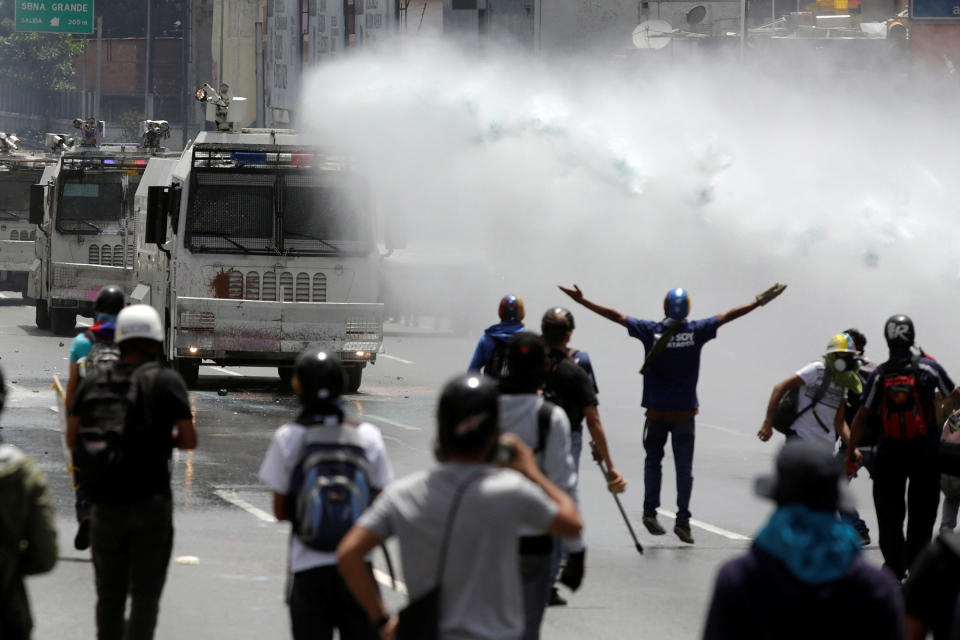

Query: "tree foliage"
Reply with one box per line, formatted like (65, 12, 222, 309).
(0, 9, 85, 91)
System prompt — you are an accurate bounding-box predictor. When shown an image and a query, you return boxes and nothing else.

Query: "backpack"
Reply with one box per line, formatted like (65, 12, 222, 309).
(288, 423, 373, 552)
(771, 367, 833, 435)
(879, 356, 927, 440)
(74, 361, 161, 502)
(78, 330, 121, 379)
(483, 338, 509, 382)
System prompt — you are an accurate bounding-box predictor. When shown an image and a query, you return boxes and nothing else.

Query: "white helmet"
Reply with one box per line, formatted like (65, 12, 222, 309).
(115, 304, 163, 343)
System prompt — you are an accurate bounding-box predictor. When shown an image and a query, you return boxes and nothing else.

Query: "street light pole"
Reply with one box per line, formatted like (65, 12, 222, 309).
(95, 16, 102, 122)
(144, 0, 153, 119)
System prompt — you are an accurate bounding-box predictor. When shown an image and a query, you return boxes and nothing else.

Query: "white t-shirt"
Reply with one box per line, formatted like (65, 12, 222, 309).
(497, 394, 577, 539)
(258, 420, 393, 573)
(792, 361, 846, 444)
(358, 463, 557, 640)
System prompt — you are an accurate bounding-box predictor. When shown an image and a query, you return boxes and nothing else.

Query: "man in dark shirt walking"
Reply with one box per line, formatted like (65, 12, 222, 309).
(846, 314, 960, 580)
(68, 304, 198, 640)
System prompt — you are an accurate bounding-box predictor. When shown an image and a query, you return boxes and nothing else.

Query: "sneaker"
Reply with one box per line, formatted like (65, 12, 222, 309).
(74, 518, 90, 551)
(548, 587, 567, 607)
(674, 522, 695, 544)
(642, 514, 667, 536)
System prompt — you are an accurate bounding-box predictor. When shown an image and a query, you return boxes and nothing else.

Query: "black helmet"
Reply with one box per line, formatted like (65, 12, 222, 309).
(505, 332, 549, 385)
(437, 374, 499, 455)
(95, 285, 125, 316)
(884, 314, 915, 349)
(292, 348, 344, 407)
(543, 306, 574, 330)
(541, 308, 573, 345)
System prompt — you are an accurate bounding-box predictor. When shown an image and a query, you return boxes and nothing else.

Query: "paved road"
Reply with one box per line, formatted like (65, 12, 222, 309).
(0, 292, 893, 639)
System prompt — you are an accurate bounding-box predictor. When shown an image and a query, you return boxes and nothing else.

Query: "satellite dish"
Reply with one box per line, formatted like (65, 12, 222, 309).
(686, 5, 707, 25)
(632, 19, 673, 49)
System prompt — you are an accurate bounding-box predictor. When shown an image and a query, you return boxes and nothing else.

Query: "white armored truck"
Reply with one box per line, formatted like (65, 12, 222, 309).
(28, 118, 178, 335)
(135, 85, 386, 390)
(0, 133, 53, 297)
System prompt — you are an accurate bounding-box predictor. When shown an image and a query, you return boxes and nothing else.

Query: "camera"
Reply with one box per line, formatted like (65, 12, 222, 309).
(492, 436, 517, 466)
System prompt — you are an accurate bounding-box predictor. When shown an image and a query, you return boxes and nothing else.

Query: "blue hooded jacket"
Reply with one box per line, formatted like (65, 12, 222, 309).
(468, 321, 525, 372)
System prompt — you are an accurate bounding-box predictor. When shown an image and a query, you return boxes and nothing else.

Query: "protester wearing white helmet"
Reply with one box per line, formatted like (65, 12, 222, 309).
(67, 303, 197, 640)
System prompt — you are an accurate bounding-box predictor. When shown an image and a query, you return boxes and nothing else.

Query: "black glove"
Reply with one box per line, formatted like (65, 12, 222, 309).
(559, 549, 585, 591)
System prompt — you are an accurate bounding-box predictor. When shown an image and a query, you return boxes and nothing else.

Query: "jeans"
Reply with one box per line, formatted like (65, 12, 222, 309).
(520, 538, 555, 640)
(552, 429, 584, 575)
(872, 443, 941, 579)
(91, 497, 174, 640)
(288, 564, 378, 640)
(643, 418, 695, 523)
(569, 429, 583, 476)
(941, 475, 960, 534)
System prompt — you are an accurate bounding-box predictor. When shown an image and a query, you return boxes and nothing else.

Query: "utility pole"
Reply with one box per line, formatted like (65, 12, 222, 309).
(181, 0, 190, 148)
(145, 0, 153, 119)
(95, 16, 102, 122)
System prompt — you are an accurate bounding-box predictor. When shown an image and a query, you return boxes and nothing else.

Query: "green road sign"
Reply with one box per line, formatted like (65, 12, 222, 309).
(15, 1, 95, 34)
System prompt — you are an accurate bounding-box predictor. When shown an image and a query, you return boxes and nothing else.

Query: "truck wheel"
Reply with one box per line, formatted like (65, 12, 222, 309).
(51, 308, 76, 336)
(173, 358, 200, 388)
(35, 300, 50, 330)
(344, 366, 362, 393)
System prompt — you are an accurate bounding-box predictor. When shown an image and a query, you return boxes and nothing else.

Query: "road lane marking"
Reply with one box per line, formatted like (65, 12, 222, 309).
(373, 568, 408, 595)
(379, 354, 415, 365)
(698, 421, 743, 436)
(656, 509, 751, 541)
(348, 402, 422, 431)
(214, 487, 411, 594)
(213, 489, 277, 523)
(206, 366, 244, 377)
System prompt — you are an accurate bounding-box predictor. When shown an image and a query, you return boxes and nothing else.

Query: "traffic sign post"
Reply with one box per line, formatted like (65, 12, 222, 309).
(15, 1, 95, 34)
(911, 0, 960, 19)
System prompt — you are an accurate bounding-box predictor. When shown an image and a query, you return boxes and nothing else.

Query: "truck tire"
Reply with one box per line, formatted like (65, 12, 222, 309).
(173, 358, 200, 388)
(51, 308, 76, 336)
(344, 366, 362, 394)
(35, 300, 50, 330)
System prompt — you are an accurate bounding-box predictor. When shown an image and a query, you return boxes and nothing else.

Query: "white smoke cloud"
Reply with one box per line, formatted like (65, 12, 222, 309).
(301, 38, 960, 427)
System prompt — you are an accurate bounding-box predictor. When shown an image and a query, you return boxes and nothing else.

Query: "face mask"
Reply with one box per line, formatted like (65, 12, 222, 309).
(825, 354, 862, 394)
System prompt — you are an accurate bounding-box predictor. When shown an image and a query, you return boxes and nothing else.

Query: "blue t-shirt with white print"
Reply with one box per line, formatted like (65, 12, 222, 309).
(626, 315, 719, 411)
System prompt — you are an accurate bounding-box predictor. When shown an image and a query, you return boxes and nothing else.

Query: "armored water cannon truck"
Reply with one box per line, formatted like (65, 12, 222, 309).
(0, 133, 55, 297)
(28, 117, 179, 335)
(134, 84, 388, 390)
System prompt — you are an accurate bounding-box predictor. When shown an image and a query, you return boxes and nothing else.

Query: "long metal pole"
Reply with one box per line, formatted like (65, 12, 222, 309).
(182, 0, 190, 148)
(95, 16, 102, 122)
(255, 21, 265, 127)
(218, 0, 225, 88)
(145, 0, 152, 119)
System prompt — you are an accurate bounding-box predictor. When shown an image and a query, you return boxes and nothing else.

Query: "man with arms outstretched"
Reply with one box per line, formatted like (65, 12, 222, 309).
(559, 283, 785, 544)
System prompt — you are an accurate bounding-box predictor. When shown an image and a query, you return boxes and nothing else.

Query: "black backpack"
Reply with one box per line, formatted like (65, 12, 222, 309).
(771, 368, 833, 436)
(74, 361, 161, 502)
(288, 423, 373, 552)
(78, 330, 121, 379)
(483, 338, 509, 382)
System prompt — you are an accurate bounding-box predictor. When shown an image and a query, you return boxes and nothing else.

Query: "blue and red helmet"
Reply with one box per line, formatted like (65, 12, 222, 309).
(663, 288, 690, 320)
(498, 294, 525, 322)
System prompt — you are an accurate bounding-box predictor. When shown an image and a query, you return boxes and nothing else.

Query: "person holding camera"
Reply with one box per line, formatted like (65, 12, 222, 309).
(336, 373, 582, 640)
